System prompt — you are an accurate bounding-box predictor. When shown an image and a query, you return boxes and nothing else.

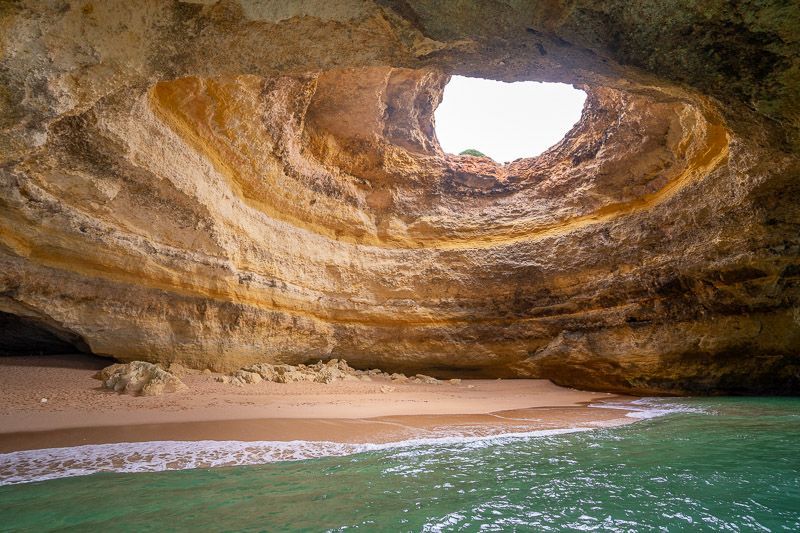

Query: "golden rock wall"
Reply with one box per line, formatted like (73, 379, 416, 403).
(1, 1, 798, 394)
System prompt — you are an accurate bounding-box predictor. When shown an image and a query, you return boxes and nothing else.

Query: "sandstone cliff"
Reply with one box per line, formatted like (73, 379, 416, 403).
(1, 1, 798, 394)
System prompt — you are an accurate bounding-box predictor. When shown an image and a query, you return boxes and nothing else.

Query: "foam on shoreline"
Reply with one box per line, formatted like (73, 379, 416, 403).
(0, 426, 603, 486)
(589, 397, 712, 419)
(0, 398, 682, 486)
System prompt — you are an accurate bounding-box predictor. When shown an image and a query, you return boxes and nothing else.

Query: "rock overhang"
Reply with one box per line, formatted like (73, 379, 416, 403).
(0, 0, 798, 395)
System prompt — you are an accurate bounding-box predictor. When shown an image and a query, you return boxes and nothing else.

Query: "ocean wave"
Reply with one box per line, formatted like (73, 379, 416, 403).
(590, 398, 712, 420)
(0, 427, 599, 486)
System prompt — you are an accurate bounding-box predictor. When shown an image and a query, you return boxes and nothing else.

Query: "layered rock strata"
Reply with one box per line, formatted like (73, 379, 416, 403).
(1, 1, 798, 394)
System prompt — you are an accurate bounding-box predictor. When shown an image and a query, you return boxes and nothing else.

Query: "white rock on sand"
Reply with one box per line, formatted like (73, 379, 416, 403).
(95, 361, 188, 396)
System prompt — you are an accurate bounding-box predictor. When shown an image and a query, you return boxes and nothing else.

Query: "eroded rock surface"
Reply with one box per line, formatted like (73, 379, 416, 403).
(1, 1, 798, 394)
(96, 362, 188, 396)
(225, 359, 434, 387)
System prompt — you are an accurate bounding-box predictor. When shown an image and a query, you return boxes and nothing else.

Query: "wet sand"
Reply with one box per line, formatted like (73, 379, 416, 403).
(0, 355, 638, 453)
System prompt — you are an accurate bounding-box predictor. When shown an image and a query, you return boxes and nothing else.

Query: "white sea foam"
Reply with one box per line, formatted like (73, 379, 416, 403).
(0, 427, 595, 486)
(2, 402, 679, 486)
(589, 398, 711, 420)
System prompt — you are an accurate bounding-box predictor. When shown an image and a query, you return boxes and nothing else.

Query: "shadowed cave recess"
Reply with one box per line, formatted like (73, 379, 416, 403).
(0, 1, 798, 395)
(0, 311, 90, 356)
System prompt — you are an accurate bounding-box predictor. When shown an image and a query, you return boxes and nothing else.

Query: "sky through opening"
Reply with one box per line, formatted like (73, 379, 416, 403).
(434, 76, 586, 163)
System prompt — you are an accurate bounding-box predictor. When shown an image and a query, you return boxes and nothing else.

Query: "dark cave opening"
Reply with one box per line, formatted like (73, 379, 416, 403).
(0, 310, 91, 356)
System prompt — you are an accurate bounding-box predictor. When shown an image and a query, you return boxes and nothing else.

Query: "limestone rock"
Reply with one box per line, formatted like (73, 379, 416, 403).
(96, 361, 188, 396)
(243, 363, 279, 382)
(413, 374, 440, 385)
(167, 363, 194, 376)
(230, 370, 263, 387)
(272, 366, 312, 384)
(224, 359, 375, 385)
(314, 366, 347, 384)
(1, 1, 798, 395)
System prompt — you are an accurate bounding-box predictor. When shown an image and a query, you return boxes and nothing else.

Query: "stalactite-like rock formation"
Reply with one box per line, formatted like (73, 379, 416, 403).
(1, 1, 798, 394)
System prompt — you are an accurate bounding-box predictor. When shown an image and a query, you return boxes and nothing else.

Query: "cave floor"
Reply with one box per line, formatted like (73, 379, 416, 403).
(0, 355, 638, 453)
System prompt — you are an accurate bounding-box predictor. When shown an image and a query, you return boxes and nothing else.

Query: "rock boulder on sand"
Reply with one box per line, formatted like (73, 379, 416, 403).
(96, 362, 188, 396)
(224, 359, 398, 386)
(229, 370, 263, 387)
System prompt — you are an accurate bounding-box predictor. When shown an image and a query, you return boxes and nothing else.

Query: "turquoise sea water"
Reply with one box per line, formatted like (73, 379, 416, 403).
(1, 398, 799, 531)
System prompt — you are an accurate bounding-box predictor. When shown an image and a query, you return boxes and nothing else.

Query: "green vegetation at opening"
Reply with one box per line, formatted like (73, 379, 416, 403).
(459, 148, 486, 157)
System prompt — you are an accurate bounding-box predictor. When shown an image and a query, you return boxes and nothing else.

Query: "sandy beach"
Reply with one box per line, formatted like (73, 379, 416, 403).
(0, 355, 638, 453)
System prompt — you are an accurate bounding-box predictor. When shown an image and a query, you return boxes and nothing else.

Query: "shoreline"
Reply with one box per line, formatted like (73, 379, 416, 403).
(0, 404, 638, 454)
(0, 410, 640, 487)
(0, 355, 639, 454)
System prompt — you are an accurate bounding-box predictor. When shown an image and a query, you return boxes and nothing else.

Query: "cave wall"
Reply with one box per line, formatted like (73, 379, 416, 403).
(0, 1, 798, 394)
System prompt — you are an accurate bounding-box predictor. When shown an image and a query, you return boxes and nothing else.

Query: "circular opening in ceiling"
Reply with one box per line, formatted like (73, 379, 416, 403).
(434, 76, 587, 163)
